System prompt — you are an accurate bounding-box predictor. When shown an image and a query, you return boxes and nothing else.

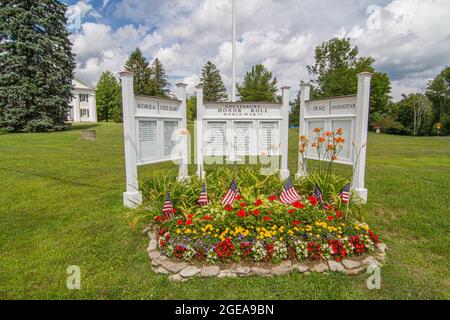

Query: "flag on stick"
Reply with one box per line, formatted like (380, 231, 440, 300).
(313, 185, 329, 210)
(162, 191, 174, 219)
(280, 176, 301, 204)
(340, 183, 351, 203)
(221, 178, 238, 206)
(197, 182, 209, 206)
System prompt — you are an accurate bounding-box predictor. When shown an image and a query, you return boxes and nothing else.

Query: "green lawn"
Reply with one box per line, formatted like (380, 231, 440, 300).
(0, 122, 449, 299)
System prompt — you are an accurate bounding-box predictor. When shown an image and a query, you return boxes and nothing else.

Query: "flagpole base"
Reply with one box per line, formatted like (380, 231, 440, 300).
(279, 169, 290, 180)
(354, 188, 368, 204)
(124, 191, 142, 208)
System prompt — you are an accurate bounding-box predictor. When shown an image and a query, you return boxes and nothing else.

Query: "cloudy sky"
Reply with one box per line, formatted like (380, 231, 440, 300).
(63, 0, 450, 100)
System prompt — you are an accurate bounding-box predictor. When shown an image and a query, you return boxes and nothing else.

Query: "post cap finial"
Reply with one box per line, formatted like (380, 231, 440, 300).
(300, 80, 311, 87)
(357, 72, 373, 78)
(281, 86, 291, 90)
(175, 82, 188, 87)
(119, 70, 134, 77)
(195, 83, 203, 89)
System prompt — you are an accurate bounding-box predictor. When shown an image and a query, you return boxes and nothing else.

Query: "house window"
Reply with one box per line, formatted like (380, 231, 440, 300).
(79, 94, 89, 102)
(81, 109, 89, 118)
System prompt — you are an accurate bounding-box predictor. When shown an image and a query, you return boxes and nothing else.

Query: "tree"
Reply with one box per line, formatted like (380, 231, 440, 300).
(237, 64, 278, 102)
(0, 0, 75, 132)
(186, 95, 197, 121)
(200, 61, 228, 102)
(395, 93, 432, 136)
(96, 71, 121, 122)
(151, 58, 169, 97)
(289, 91, 301, 127)
(307, 38, 392, 119)
(426, 66, 450, 133)
(124, 48, 152, 95)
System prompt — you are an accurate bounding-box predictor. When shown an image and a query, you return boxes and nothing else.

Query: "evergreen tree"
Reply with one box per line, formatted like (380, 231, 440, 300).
(0, 0, 75, 132)
(151, 58, 169, 97)
(236, 64, 278, 102)
(96, 71, 121, 122)
(307, 38, 392, 120)
(124, 48, 152, 95)
(200, 61, 228, 102)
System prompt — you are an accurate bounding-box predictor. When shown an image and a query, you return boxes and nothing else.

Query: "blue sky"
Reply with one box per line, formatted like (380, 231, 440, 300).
(62, 0, 450, 100)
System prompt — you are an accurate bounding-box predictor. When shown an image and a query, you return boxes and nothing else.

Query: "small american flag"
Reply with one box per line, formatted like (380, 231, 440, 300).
(340, 183, 351, 203)
(280, 176, 301, 204)
(313, 185, 329, 210)
(221, 178, 238, 206)
(162, 191, 174, 219)
(197, 182, 209, 206)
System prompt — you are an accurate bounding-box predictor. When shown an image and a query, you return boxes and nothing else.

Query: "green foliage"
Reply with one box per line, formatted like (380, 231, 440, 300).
(186, 96, 196, 121)
(151, 58, 169, 97)
(96, 71, 121, 122)
(201, 61, 228, 102)
(289, 91, 300, 126)
(124, 48, 153, 96)
(0, 0, 75, 132)
(426, 66, 450, 135)
(237, 64, 278, 102)
(307, 38, 391, 118)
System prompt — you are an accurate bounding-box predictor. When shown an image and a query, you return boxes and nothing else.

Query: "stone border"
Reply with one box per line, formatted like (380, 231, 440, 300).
(146, 230, 387, 282)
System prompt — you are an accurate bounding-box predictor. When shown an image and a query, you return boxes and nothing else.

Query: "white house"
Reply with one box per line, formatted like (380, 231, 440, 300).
(68, 77, 97, 122)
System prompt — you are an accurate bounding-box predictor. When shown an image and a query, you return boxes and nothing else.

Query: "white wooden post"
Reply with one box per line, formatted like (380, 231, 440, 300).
(195, 84, 205, 178)
(296, 81, 310, 178)
(176, 82, 189, 180)
(353, 72, 372, 203)
(74, 94, 80, 122)
(120, 71, 142, 208)
(280, 86, 290, 179)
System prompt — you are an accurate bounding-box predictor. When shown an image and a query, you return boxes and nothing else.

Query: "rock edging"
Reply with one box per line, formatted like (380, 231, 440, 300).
(146, 231, 387, 282)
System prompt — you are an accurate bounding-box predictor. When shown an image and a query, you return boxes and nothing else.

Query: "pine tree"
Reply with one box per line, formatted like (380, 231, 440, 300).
(0, 0, 75, 132)
(236, 64, 278, 102)
(96, 71, 121, 122)
(200, 61, 228, 102)
(151, 58, 169, 97)
(124, 48, 152, 95)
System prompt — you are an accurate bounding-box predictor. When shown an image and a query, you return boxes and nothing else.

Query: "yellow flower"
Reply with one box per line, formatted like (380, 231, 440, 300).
(176, 229, 181, 234)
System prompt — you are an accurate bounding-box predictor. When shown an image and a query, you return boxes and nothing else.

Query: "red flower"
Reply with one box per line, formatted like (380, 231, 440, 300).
(154, 215, 161, 221)
(288, 209, 295, 214)
(237, 209, 246, 218)
(267, 211, 272, 215)
(335, 210, 342, 219)
(224, 205, 233, 212)
(307, 196, 318, 206)
(292, 201, 304, 209)
(263, 216, 271, 222)
(177, 219, 184, 225)
(201, 215, 212, 221)
(185, 219, 193, 226)
(173, 208, 177, 213)
(254, 199, 263, 206)
(269, 195, 277, 201)
(326, 204, 333, 210)
(327, 215, 333, 221)
(239, 202, 246, 207)
(253, 209, 260, 216)
(187, 214, 194, 219)
(293, 220, 301, 226)
(235, 195, 242, 200)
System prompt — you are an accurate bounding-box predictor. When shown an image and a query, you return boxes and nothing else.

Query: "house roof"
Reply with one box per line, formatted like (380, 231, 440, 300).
(73, 76, 96, 90)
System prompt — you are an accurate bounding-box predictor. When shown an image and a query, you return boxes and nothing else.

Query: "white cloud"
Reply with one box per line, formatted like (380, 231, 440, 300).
(71, 0, 450, 99)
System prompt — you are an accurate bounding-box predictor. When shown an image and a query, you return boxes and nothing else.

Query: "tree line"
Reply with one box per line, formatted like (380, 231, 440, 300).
(0, 0, 448, 136)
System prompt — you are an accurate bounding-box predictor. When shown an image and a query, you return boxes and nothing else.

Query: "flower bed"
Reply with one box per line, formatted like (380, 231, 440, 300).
(151, 192, 381, 265)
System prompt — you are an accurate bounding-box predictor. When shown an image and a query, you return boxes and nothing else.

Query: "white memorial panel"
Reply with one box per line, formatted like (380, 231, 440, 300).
(233, 121, 253, 155)
(259, 121, 280, 155)
(163, 120, 179, 158)
(331, 119, 353, 161)
(206, 121, 227, 156)
(139, 120, 158, 162)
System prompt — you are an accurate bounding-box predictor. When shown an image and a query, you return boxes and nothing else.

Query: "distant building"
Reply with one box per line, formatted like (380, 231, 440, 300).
(69, 77, 97, 122)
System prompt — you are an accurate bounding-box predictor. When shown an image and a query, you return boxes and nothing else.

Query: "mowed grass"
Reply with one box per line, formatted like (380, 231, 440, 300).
(0, 122, 449, 299)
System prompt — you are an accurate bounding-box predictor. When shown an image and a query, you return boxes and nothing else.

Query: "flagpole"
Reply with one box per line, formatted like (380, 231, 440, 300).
(231, 0, 237, 102)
